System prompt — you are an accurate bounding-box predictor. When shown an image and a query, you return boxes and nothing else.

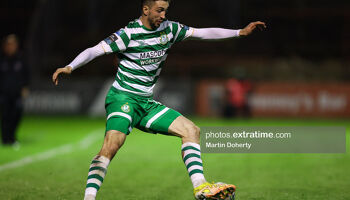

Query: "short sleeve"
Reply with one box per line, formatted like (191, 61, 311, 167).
(171, 22, 194, 44)
(100, 28, 130, 54)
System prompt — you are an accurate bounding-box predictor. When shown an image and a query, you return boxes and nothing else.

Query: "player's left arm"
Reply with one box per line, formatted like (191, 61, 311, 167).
(189, 21, 266, 40)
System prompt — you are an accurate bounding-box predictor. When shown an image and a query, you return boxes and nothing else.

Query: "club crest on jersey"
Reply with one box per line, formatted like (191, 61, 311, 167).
(159, 32, 168, 45)
(121, 103, 130, 113)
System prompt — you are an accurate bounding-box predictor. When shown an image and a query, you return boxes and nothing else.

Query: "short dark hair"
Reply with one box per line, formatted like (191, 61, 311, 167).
(141, 0, 171, 9)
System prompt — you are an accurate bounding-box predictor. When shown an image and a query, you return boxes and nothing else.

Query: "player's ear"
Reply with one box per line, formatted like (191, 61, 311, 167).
(143, 5, 150, 16)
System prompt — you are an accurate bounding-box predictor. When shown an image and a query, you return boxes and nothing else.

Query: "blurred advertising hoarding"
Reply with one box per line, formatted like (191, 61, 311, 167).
(23, 79, 194, 116)
(196, 81, 350, 118)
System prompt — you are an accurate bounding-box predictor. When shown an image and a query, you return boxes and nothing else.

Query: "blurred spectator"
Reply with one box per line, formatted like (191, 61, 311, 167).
(0, 34, 30, 146)
(223, 78, 252, 118)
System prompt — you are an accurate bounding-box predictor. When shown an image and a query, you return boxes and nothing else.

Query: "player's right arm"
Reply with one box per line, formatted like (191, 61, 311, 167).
(52, 29, 130, 86)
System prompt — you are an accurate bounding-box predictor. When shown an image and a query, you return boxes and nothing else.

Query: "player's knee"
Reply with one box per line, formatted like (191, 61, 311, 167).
(186, 124, 200, 140)
(193, 125, 201, 139)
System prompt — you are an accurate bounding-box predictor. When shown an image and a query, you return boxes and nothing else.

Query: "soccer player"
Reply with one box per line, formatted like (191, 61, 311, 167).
(52, 0, 266, 199)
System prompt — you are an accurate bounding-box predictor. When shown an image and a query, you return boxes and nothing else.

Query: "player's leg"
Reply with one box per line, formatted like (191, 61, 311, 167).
(0, 95, 6, 144)
(137, 103, 207, 188)
(168, 116, 206, 186)
(84, 130, 126, 200)
(84, 89, 139, 200)
(1, 96, 14, 144)
(139, 101, 235, 199)
(98, 130, 126, 159)
(168, 116, 236, 200)
(168, 115, 200, 143)
(138, 103, 207, 187)
(10, 96, 23, 144)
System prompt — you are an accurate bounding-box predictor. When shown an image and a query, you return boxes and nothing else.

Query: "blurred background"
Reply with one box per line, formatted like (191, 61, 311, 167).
(1, 1, 350, 199)
(1, 0, 350, 118)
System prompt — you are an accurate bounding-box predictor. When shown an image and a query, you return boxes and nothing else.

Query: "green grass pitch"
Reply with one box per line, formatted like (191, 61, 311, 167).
(0, 116, 349, 200)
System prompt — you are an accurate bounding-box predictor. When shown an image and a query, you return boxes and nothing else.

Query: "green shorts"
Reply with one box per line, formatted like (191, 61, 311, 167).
(105, 87, 182, 135)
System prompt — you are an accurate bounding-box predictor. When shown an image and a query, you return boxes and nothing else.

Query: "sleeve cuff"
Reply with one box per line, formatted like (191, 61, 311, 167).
(236, 29, 241, 37)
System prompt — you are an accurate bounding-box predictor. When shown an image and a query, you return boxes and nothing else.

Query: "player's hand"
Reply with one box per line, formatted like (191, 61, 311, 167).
(239, 21, 266, 36)
(52, 66, 72, 86)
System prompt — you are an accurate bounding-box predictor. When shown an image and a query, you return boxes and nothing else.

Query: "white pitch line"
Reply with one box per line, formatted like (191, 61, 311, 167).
(79, 130, 103, 149)
(0, 129, 103, 172)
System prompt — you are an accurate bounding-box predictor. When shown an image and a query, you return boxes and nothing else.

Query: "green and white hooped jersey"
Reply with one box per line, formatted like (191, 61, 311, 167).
(100, 19, 194, 97)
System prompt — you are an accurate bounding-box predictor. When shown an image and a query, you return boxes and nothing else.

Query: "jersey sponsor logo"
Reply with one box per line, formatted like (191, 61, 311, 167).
(140, 57, 163, 65)
(121, 103, 130, 113)
(140, 49, 167, 60)
(159, 32, 169, 45)
(104, 34, 118, 45)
